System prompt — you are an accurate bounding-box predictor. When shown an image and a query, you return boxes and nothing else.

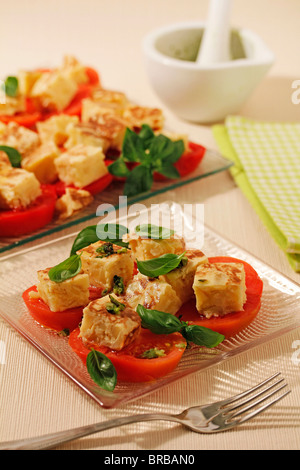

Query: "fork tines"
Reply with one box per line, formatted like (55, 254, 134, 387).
(222, 372, 291, 424)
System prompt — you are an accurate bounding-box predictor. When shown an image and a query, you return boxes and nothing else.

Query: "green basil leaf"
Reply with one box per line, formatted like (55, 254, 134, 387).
(123, 164, 153, 198)
(108, 158, 130, 177)
(4, 76, 18, 97)
(138, 124, 155, 149)
(149, 134, 184, 165)
(86, 349, 117, 391)
(71, 224, 129, 255)
(136, 252, 186, 277)
(48, 254, 82, 283)
(135, 224, 175, 240)
(181, 324, 225, 348)
(70, 225, 98, 255)
(136, 304, 182, 335)
(122, 127, 146, 162)
(155, 164, 180, 180)
(96, 223, 129, 248)
(0, 145, 21, 168)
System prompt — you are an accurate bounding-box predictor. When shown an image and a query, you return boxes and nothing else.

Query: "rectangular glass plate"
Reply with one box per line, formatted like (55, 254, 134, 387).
(0, 202, 299, 409)
(0, 147, 232, 256)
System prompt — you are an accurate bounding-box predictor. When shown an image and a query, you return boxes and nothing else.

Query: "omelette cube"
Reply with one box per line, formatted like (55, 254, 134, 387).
(54, 144, 108, 188)
(125, 272, 182, 315)
(78, 240, 134, 291)
(30, 70, 78, 111)
(159, 249, 207, 304)
(37, 114, 79, 147)
(21, 141, 60, 184)
(0, 122, 40, 156)
(79, 294, 141, 350)
(192, 262, 247, 318)
(123, 233, 186, 261)
(0, 167, 41, 209)
(36, 268, 90, 312)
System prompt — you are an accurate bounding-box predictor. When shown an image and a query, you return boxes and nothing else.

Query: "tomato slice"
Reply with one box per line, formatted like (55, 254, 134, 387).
(85, 67, 100, 85)
(22, 286, 84, 332)
(0, 111, 42, 129)
(0, 185, 57, 237)
(69, 327, 186, 383)
(178, 257, 263, 338)
(53, 171, 113, 198)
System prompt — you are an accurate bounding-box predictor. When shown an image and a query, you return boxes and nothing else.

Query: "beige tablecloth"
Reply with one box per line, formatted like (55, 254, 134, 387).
(0, 0, 300, 450)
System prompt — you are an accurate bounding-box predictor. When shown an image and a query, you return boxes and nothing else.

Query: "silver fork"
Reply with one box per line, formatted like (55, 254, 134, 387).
(0, 372, 290, 450)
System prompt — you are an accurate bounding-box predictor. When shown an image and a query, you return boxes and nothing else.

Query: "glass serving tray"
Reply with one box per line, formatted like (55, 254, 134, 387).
(0, 203, 299, 409)
(0, 147, 232, 256)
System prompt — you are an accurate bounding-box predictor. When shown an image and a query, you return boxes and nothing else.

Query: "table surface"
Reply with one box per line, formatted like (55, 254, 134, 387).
(0, 0, 300, 451)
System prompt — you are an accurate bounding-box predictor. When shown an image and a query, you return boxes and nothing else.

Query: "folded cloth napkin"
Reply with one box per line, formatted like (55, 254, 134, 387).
(213, 116, 300, 272)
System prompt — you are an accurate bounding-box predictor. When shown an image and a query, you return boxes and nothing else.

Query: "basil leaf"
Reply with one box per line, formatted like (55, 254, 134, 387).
(155, 164, 180, 180)
(136, 252, 186, 277)
(71, 224, 129, 255)
(86, 349, 117, 391)
(138, 124, 155, 149)
(0, 145, 21, 168)
(122, 127, 146, 162)
(181, 324, 225, 349)
(108, 158, 130, 178)
(123, 164, 153, 198)
(48, 254, 82, 283)
(4, 76, 18, 97)
(137, 304, 182, 334)
(70, 225, 98, 255)
(96, 223, 129, 248)
(149, 134, 184, 165)
(135, 224, 175, 240)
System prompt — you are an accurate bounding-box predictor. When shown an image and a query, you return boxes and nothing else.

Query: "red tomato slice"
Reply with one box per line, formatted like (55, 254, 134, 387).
(53, 172, 113, 198)
(85, 67, 100, 85)
(178, 257, 263, 338)
(0, 111, 42, 129)
(22, 286, 84, 332)
(69, 327, 186, 383)
(0, 185, 57, 237)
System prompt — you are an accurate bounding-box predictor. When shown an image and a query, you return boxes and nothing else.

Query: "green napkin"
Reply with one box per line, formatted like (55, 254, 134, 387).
(213, 116, 300, 272)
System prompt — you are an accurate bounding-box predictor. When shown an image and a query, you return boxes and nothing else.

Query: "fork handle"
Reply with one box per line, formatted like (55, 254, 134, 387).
(0, 413, 181, 450)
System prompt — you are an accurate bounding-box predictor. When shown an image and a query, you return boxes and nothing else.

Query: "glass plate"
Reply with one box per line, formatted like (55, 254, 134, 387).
(0, 202, 299, 409)
(0, 147, 232, 256)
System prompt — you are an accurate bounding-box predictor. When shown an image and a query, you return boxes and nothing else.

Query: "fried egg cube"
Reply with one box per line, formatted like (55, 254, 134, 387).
(0, 150, 12, 171)
(64, 122, 109, 153)
(37, 114, 79, 147)
(125, 272, 182, 315)
(123, 233, 186, 261)
(0, 95, 26, 116)
(78, 241, 134, 290)
(122, 105, 164, 131)
(36, 268, 90, 312)
(61, 55, 88, 84)
(159, 249, 208, 304)
(192, 262, 247, 318)
(18, 70, 42, 95)
(0, 167, 41, 210)
(54, 144, 108, 188)
(55, 187, 93, 220)
(79, 294, 141, 350)
(0, 122, 40, 156)
(30, 70, 78, 111)
(21, 141, 60, 184)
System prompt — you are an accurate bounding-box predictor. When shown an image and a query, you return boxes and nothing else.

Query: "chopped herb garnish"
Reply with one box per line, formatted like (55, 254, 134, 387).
(141, 348, 166, 359)
(57, 328, 70, 337)
(106, 295, 126, 315)
(112, 275, 125, 295)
